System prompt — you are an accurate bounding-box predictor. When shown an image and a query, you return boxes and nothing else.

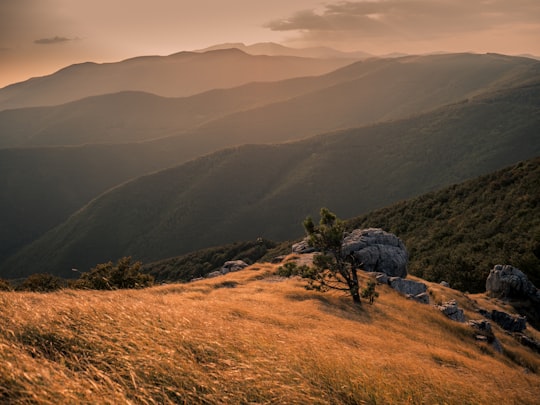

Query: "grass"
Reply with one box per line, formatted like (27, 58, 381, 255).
(0, 262, 539, 404)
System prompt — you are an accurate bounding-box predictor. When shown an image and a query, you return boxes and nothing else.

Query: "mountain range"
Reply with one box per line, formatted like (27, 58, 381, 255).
(2, 79, 538, 279)
(0, 49, 353, 111)
(0, 50, 539, 282)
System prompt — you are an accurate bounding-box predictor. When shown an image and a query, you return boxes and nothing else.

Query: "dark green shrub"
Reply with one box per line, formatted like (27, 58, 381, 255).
(73, 257, 154, 290)
(18, 273, 65, 292)
(0, 278, 12, 291)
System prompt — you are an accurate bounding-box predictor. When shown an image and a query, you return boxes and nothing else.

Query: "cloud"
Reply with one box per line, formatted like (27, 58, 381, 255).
(34, 36, 74, 45)
(265, 0, 540, 43)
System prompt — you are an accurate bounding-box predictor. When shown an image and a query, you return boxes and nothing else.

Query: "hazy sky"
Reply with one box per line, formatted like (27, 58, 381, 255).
(1, 0, 540, 87)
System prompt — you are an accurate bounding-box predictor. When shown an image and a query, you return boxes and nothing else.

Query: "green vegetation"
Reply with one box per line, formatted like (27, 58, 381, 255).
(303, 208, 364, 304)
(3, 80, 538, 279)
(1, 53, 538, 273)
(144, 239, 279, 282)
(18, 273, 66, 292)
(348, 156, 540, 292)
(72, 257, 153, 290)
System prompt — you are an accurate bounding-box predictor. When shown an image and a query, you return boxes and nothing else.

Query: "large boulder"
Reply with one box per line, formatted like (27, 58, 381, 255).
(220, 260, 248, 274)
(341, 228, 408, 277)
(389, 277, 427, 296)
(486, 265, 539, 300)
(292, 238, 316, 254)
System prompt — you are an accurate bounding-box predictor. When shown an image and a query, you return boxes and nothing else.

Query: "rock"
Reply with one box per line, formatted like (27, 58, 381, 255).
(292, 239, 316, 254)
(486, 264, 539, 300)
(437, 300, 465, 322)
(221, 260, 248, 274)
(517, 334, 540, 353)
(206, 271, 222, 278)
(341, 228, 408, 277)
(374, 272, 389, 285)
(411, 292, 430, 304)
(389, 277, 427, 296)
(440, 281, 450, 288)
(469, 319, 492, 334)
(491, 310, 527, 332)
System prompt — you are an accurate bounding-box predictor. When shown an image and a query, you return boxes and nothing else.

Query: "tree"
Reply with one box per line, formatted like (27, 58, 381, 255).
(303, 208, 363, 304)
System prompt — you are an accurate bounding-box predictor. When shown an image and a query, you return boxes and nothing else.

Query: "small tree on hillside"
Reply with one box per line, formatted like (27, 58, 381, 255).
(303, 208, 363, 304)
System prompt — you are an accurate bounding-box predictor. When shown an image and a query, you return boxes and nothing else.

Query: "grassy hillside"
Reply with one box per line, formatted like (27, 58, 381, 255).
(3, 81, 538, 279)
(0, 265, 538, 404)
(348, 156, 540, 293)
(0, 49, 352, 110)
(2, 53, 537, 148)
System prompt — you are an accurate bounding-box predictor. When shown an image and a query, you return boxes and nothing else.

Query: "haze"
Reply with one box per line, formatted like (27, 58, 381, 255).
(1, 0, 540, 88)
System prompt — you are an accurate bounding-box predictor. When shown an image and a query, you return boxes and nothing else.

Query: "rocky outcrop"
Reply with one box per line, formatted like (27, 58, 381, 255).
(221, 260, 248, 274)
(486, 265, 540, 301)
(491, 310, 527, 332)
(389, 277, 427, 296)
(292, 239, 316, 254)
(341, 228, 408, 278)
(437, 300, 465, 322)
(377, 275, 428, 304)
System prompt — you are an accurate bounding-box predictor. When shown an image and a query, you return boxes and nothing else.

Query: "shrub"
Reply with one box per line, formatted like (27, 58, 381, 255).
(18, 274, 66, 292)
(73, 257, 154, 290)
(0, 278, 13, 291)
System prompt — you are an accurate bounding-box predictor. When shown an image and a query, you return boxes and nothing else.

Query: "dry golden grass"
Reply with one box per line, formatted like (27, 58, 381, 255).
(1, 262, 539, 404)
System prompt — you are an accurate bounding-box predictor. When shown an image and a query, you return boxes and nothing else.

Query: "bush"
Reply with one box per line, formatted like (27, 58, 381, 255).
(276, 262, 313, 278)
(0, 278, 12, 291)
(18, 274, 66, 292)
(73, 257, 154, 290)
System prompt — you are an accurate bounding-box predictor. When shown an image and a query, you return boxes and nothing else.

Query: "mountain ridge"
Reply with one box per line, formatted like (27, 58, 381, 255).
(2, 80, 538, 279)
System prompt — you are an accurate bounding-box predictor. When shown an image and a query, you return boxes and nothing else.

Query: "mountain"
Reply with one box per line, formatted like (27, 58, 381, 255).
(196, 42, 372, 59)
(2, 81, 538, 279)
(1, 53, 537, 148)
(0, 49, 353, 110)
(2, 267, 538, 403)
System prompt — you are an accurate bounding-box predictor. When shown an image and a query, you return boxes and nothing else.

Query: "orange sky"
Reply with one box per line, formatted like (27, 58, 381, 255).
(1, 0, 540, 88)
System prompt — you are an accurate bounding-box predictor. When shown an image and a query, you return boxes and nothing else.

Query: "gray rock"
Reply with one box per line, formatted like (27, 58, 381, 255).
(437, 300, 465, 322)
(206, 271, 222, 278)
(440, 281, 450, 288)
(389, 277, 427, 296)
(341, 228, 408, 277)
(374, 272, 389, 285)
(221, 260, 248, 274)
(486, 264, 539, 300)
(292, 239, 316, 254)
(411, 292, 430, 304)
(469, 319, 492, 334)
(491, 310, 527, 332)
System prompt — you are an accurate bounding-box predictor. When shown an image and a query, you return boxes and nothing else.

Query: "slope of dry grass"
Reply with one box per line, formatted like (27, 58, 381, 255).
(1, 262, 539, 404)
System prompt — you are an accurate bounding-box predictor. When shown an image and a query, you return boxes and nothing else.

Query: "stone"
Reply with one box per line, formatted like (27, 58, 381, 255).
(440, 281, 450, 288)
(411, 292, 430, 304)
(221, 260, 248, 274)
(469, 319, 492, 334)
(206, 271, 222, 278)
(491, 310, 527, 332)
(486, 264, 539, 300)
(341, 228, 408, 277)
(374, 272, 389, 285)
(389, 277, 427, 296)
(292, 239, 316, 254)
(437, 300, 465, 322)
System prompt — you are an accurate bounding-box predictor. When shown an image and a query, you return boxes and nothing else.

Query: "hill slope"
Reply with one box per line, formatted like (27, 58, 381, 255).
(1, 53, 537, 147)
(2, 82, 538, 279)
(1, 267, 539, 403)
(0, 49, 351, 110)
(348, 156, 540, 292)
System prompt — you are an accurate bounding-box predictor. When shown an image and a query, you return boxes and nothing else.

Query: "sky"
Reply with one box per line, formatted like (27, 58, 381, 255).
(1, 0, 540, 88)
